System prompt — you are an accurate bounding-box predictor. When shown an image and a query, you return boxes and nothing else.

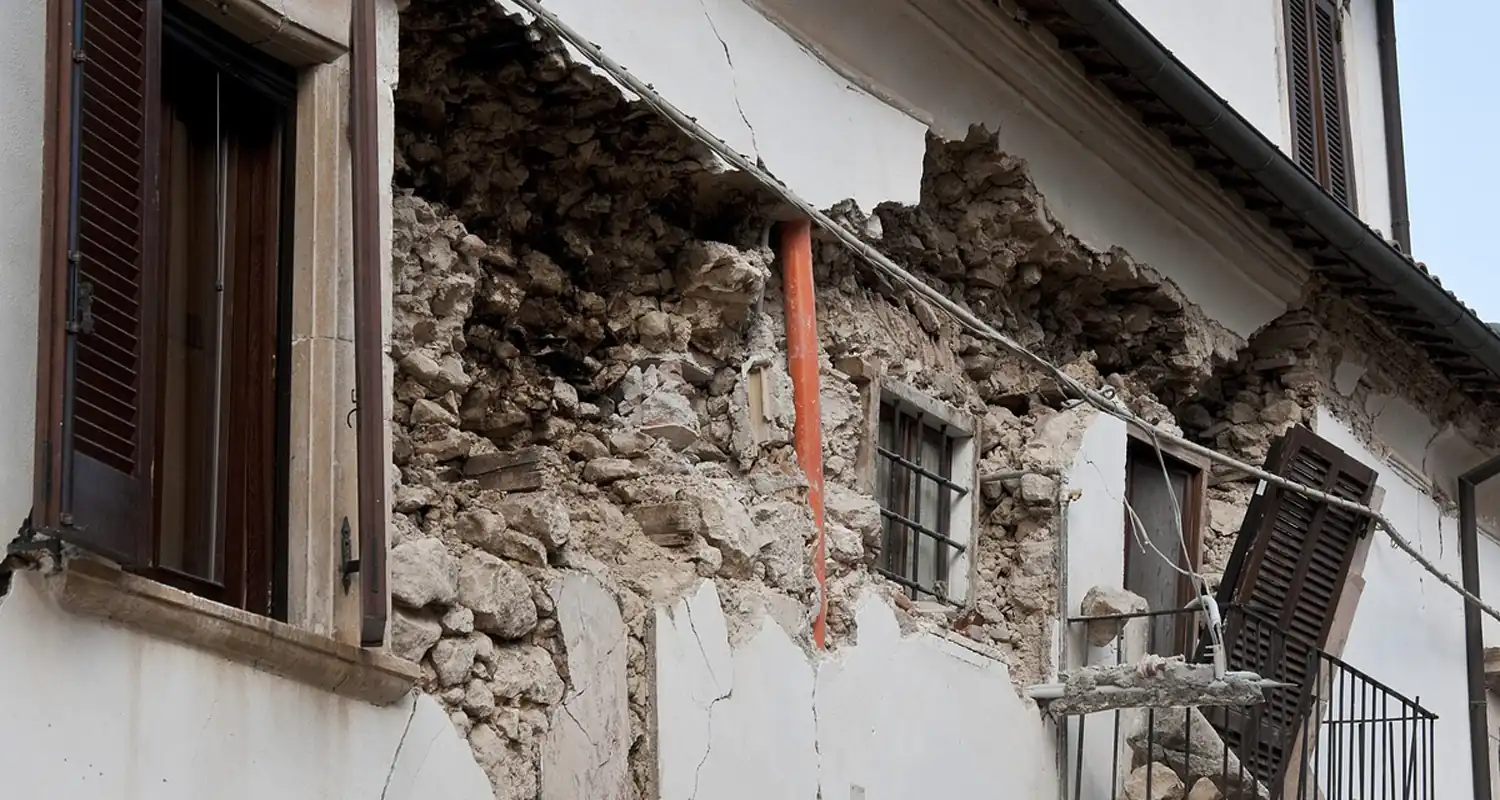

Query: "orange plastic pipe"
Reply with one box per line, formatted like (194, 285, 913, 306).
(780, 219, 828, 649)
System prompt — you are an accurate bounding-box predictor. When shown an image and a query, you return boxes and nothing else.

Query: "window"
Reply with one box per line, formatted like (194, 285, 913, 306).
(36, 0, 297, 617)
(1285, 0, 1354, 206)
(1122, 433, 1207, 657)
(874, 384, 976, 604)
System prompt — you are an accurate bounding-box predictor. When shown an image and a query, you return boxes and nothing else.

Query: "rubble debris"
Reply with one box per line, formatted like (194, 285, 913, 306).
(1187, 778, 1225, 800)
(1037, 657, 1265, 715)
(1127, 708, 1270, 800)
(1124, 762, 1186, 800)
(1080, 585, 1149, 647)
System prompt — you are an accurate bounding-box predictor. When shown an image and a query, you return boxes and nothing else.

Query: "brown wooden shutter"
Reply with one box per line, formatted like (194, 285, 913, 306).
(62, 0, 162, 562)
(1313, 0, 1351, 204)
(1212, 424, 1379, 789)
(1286, 0, 1353, 206)
(1286, 0, 1318, 175)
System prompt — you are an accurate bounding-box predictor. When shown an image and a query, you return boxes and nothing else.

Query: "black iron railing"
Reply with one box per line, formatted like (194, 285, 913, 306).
(1057, 605, 1436, 800)
(1285, 648, 1436, 800)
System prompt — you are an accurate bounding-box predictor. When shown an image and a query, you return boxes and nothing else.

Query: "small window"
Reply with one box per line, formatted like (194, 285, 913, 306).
(874, 385, 976, 604)
(1122, 434, 1206, 657)
(1285, 0, 1355, 206)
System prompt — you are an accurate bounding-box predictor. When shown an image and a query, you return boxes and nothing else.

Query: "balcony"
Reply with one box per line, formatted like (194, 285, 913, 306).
(1049, 606, 1436, 800)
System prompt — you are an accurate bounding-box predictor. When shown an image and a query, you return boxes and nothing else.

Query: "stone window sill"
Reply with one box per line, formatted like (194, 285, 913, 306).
(44, 557, 418, 706)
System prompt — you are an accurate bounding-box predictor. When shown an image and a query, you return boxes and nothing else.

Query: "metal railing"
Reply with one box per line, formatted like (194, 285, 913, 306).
(1284, 649, 1436, 800)
(1058, 606, 1435, 800)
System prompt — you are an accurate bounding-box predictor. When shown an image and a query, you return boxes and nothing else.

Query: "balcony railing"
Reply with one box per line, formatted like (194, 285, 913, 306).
(1055, 605, 1435, 800)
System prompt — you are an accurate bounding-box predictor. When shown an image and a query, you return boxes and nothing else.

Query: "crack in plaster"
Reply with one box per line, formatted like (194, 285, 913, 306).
(560, 700, 614, 771)
(688, 686, 733, 800)
(684, 600, 724, 691)
(379, 700, 421, 800)
(682, 595, 734, 800)
(403, 726, 448, 789)
(565, 633, 626, 700)
(693, 0, 760, 161)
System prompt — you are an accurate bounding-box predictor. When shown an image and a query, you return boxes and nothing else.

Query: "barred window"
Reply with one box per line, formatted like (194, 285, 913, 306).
(874, 387, 976, 604)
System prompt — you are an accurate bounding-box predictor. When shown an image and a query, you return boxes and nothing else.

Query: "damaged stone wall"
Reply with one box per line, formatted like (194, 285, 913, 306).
(391, 1, 1273, 797)
(1175, 275, 1500, 574)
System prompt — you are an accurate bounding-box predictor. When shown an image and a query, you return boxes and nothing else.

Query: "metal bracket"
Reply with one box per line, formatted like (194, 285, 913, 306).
(77, 280, 96, 336)
(340, 517, 359, 591)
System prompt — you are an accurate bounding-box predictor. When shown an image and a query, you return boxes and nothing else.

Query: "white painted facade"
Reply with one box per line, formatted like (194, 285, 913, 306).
(0, 0, 1490, 799)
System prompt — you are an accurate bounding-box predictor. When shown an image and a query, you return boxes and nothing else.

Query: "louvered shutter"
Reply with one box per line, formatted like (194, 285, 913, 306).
(1313, 0, 1351, 204)
(1286, 0, 1354, 206)
(1287, 0, 1318, 176)
(58, 0, 162, 562)
(1212, 425, 1379, 789)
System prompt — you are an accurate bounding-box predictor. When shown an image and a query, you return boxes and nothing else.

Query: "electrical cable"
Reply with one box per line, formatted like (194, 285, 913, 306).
(495, 0, 1500, 627)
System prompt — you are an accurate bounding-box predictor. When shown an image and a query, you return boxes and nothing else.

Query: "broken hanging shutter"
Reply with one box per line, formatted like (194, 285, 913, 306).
(1211, 424, 1378, 790)
(1286, 0, 1318, 176)
(57, 0, 162, 563)
(1314, 0, 1352, 205)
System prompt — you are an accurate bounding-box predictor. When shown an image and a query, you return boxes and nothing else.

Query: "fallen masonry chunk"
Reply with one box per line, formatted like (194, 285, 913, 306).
(1028, 657, 1266, 715)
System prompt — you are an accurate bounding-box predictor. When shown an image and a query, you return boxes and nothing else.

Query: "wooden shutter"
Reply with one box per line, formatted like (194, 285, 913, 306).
(1286, 0, 1353, 206)
(57, 0, 162, 562)
(1212, 425, 1379, 789)
(1287, 0, 1318, 176)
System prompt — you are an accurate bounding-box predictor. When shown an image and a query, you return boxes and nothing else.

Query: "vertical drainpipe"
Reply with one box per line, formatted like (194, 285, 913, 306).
(1459, 456, 1500, 800)
(350, 0, 389, 648)
(781, 220, 828, 649)
(1375, 0, 1411, 254)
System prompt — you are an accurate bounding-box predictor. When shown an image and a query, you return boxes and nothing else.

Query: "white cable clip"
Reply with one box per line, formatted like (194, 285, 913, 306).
(1183, 578, 1227, 679)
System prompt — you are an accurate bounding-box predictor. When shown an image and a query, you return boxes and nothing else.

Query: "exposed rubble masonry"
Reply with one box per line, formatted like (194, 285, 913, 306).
(389, 0, 1484, 796)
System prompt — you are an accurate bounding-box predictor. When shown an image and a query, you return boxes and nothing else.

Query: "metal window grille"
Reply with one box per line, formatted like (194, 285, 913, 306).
(874, 399, 969, 604)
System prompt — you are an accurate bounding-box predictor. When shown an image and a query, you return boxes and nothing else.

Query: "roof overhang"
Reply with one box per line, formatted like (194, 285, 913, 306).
(1008, 0, 1500, 403)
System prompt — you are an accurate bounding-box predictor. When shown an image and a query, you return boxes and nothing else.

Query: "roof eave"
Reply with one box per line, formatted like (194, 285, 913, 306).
(1010, 0, 1500, 401)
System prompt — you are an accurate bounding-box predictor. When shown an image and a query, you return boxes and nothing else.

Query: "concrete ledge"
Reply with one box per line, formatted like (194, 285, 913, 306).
(43, 558, 418, 706)
(178, 0, 349, 67)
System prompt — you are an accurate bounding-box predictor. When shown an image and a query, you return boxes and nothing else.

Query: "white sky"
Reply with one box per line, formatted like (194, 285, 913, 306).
(1397, 0, 1497, 322)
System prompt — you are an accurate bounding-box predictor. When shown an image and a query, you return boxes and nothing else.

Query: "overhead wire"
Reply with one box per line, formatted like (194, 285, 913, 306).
(496, 0, 1500, 626)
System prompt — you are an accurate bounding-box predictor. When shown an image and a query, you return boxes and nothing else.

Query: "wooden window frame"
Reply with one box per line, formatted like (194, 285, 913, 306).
(1285, 0, 1357, 208)
(144, 22, 298, 615)
(26, 0, 391, 657)
(29, 0, 299, 619)
(1122, 427, 1207, 657)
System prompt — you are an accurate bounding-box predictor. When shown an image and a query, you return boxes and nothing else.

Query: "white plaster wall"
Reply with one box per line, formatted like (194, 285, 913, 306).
(1115, 0, 1289, 151)
(526, 0, 1295, 338)
(1316, 407, 1479, 800)
(1343, 0, 1393, 236)
(0, 0, 45, 555)
(518, 0, 929, 211)
(1064, 412, 1129, 628)
(655, 580, 1058, 800)
(1060, 412, 1131, 800)
(0, 576, 494, 799)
